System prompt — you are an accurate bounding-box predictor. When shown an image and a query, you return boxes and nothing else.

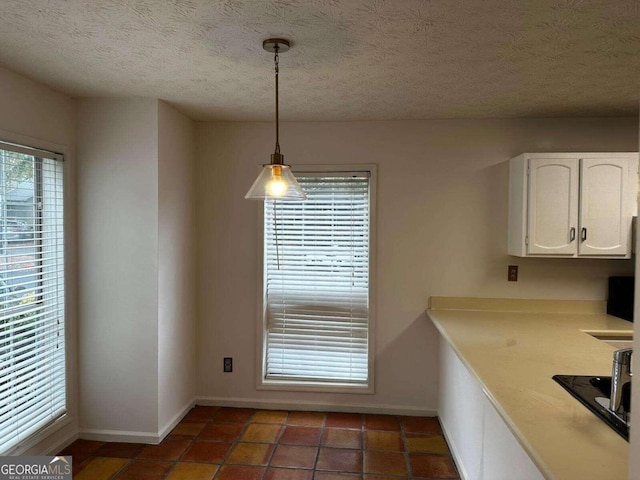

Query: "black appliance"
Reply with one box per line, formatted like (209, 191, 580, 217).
(607, 276, 634, 322)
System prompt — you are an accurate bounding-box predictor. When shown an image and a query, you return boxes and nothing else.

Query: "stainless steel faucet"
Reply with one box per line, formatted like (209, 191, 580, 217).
(610, 348, 632, 417)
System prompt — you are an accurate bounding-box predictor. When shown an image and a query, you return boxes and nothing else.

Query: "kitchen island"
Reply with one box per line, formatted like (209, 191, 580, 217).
(427, 297, 632, 480)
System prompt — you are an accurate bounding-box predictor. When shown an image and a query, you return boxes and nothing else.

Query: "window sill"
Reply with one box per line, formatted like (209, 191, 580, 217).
(5, 413, 72, 456)
(257, 379, 374, 395)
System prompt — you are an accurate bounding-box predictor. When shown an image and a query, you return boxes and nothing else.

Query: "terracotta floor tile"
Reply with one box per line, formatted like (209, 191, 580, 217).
(405, 434, 450, 454)
(287, 411, 326, 427)
(165, 462, 219, 480)
(198, 422, 244, 442)
(171, 421, 206, 437)
(183, 406, 219, 422)
(314, 473, 361, 479)
(216, 465, 266, 480)
(316, 448, 363, 473)
(364, 431, 404, 451)
(214, 407, 256, 423)
(182, 441, 232, 463)
(364, 451, 407, 475)
(252, 410, 289, 424)
(270, 444, 317, 469)
(410, 453, 459, 478)
(226, 442, 275, 466)
(264, 467, 314, 480)
(401, 416, 442, 434)
(60, 439, 104, 456)
(95, 441, 145, 458)
(116, 460, 173, 479)
(363, 414, 401, 431)
(325, 412, 363, 430)
(70, 454, 91, 476)
(74, 457, 128, 480)
(138, 439, 190, 461)
(321, 428, 362, 449)
(279, 426, 322, 446)
(240, 423, 283, 443)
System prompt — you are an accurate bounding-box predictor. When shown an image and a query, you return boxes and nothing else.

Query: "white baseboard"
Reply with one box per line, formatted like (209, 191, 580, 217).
(80, 398, 195, 445)
(157, 398, 196, 441)
(77, 397, 436, 444)
(439, 416, 469, 480)
(196, 396, 437, 417)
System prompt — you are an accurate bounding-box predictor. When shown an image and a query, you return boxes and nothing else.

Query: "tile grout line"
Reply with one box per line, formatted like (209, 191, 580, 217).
(308, 410, 325, 476)
(261, 410, 290, 479)
(400, 415, 413, 480)
(103, 453, 133, 480)
(214, 408, 256, 479)
(163, 406, 220, 479)
(197, 407, 223, 479)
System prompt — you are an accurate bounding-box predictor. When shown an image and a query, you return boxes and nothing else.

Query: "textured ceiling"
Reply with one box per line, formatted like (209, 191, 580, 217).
(0, 0, 638, 121)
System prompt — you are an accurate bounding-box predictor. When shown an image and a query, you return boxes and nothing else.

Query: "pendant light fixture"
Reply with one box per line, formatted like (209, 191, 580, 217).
(245, 38, 307, 200)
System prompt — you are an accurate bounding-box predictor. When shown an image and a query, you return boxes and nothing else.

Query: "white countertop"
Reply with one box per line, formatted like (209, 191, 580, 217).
(427, 297, 632, 480)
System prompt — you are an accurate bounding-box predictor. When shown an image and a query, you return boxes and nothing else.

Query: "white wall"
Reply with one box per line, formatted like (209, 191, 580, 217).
(157, 101, 196, 432)
(0, 68, 75, 146)
(0, 67, 78, 454)
(77, 98, 160, 438)
(195, 117, 638, 413)
(77, 98, 197, 443)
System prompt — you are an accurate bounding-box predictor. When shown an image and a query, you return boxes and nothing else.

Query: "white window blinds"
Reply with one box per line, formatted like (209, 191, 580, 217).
(0, 143, 65, 453)
(264, 173, 370, 384)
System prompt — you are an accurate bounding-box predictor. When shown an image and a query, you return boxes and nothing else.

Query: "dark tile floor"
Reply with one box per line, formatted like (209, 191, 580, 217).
(60, 406, 460, 479)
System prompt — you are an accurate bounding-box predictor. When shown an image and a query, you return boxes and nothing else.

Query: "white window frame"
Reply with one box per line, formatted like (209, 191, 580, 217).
(255, 164, 377, 394)
(0, 139, 69, 455)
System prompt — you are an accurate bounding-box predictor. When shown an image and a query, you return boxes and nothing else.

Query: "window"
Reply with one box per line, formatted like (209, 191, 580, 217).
(0, 142, 65, 453)
(261, 169, 374, 389)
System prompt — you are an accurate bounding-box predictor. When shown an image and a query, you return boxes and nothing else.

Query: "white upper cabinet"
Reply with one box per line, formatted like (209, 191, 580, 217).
(527, 158, 579, 255)
(508, 153, 638, 258)
(579, 158, 629, 256)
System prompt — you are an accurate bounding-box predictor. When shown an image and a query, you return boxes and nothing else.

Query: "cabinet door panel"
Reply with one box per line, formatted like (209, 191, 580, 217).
(481, 395, 545, 480)
(527, 158, 579, 255)
(439, 338, 484, 479)
(579, 158, 629, 256)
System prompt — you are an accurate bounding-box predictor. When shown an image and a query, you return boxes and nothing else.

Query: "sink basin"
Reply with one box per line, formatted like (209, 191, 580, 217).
(584, 331, 633, 349)
(553, 374, 629, 441)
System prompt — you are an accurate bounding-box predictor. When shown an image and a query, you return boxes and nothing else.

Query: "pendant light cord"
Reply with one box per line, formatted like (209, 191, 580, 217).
(274, 45, 280, 154)
(273, 200, 281, 270)
(273, 45, 281, 269)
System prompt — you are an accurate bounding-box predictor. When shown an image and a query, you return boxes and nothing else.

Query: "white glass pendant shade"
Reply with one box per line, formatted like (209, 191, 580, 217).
(245, 164, 307, 200)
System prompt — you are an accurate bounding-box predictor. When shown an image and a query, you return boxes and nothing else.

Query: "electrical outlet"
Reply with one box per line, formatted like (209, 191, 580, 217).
(223, 357, 233, 373)
(508, 265, 518, 282)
